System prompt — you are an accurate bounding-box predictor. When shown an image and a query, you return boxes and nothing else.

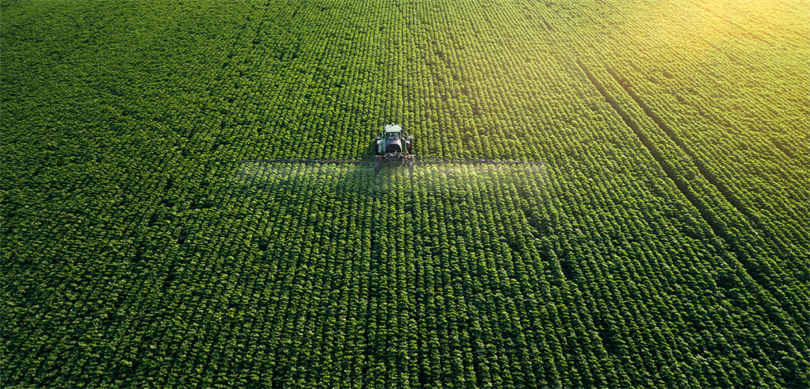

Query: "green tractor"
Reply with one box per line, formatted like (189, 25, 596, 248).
(373, 124, 414, 174)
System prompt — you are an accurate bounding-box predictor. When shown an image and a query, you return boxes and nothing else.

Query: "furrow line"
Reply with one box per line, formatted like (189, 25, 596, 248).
(574, 59, 763, 284)
(602, 67, 757, 230)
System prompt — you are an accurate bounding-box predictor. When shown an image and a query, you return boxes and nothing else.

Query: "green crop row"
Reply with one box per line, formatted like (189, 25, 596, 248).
(2, 0, 808, 387)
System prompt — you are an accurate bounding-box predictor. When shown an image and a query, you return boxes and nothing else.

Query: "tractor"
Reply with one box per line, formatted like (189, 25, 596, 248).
(373, 124, 414, 174)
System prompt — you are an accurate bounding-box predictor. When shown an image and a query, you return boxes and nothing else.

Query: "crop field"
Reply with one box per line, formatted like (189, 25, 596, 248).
(2, 0, 809, 387)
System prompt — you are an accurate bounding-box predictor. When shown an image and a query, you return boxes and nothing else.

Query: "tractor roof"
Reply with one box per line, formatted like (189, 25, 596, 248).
(383, 124, 402, 133)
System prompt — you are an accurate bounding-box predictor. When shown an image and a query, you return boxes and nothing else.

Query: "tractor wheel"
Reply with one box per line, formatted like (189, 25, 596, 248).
(407, 136, 414, 153)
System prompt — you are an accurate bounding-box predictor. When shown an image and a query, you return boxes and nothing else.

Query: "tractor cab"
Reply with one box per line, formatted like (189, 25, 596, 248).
(375, 124, 412, 155)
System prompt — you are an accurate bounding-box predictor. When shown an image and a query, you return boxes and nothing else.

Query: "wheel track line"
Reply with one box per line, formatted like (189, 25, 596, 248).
(574, 60, 757, 279)
(606, 61, 809, 288)
(539, 2, 810, 376)
(576, 61, 810, 339)
(610, 68, 810, 273)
